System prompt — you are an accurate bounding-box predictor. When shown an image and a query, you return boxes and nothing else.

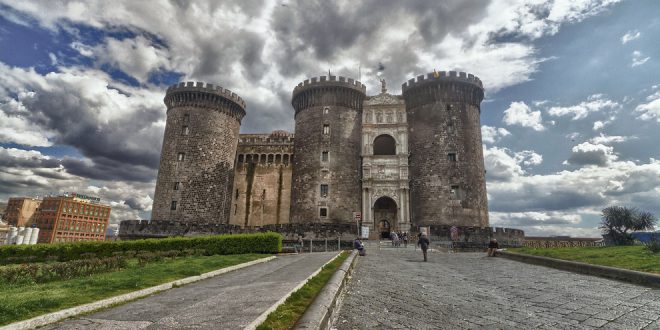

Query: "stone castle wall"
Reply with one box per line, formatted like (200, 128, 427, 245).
(229, 131, 293, 227)
(403, 72, 489, 227)
(151, 82, 245, 223)
(290, 76, 366, 223)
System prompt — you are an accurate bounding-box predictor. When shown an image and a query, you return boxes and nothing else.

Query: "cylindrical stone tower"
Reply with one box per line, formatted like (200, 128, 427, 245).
(290, 76, 366, 223)
(402, 71, 488, 227)
(151, 81, 246, 223)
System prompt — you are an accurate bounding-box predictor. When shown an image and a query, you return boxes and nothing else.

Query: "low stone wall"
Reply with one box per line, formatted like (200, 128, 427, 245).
(425, 225, 525, 248)
(118, 220, 360, 240)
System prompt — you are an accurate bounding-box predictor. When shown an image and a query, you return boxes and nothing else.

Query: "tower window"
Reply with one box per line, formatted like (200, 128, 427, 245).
(321, 151, 329, 162)
(235, 189, 239, 199)
(170, 201, 177, 210)
(323, 124, 330, 135)
(177, 153, 185, 161)
(323, 107, 329, 115)
(173, 182, 180, 190)
(182, 126, 189, 135)
(447, 153, 457, 162)
(450, 185, 461, 200)
(320, 184, 329, 197)
(446, 104, 453, 111)
(183, 114, 190, 123)
(319, 207, 328, 217)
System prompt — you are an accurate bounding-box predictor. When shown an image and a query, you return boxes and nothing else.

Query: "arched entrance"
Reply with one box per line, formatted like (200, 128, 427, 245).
(373, 196, 397, 239)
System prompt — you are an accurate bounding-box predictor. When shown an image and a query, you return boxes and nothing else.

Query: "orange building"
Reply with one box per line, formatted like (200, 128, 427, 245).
(36, 193, 111, 243)
(3, 197, 42, 227)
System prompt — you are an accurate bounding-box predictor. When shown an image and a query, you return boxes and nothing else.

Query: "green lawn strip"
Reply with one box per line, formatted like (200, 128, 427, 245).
(510, 246, 660, 274)
(0, 253, 267, 326)
(257, 251, 350, 330)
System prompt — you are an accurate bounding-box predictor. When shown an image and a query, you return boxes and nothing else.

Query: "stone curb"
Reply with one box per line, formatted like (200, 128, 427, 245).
(499, 251, 660, 288)
(0, 256, 277, 330)
(294, 250, 358, 330)
(246, 251, 346, 330)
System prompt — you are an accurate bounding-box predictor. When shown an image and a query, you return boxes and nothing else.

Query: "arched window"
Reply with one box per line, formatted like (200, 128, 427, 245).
(373, 134, 396, 155)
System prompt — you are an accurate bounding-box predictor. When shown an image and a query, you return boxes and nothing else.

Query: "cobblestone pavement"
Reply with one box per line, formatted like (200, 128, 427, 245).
(333, 247, 660, 329)
(44, 252, 338, 330)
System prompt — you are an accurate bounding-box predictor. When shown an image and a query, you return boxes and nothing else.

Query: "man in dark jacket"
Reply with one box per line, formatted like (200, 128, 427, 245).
(418, 233, 430, 262)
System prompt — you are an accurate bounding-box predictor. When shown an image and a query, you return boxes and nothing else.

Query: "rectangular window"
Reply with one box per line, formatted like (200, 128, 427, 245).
(173, 182, 180, 190)
(323, 107, 329, 115)
(182, 126, 189, 135)
(171, 201, 177, 210)
(320, 184, 329, 197)
(183, 114, 190, 123)
(321, 151, 329, 162)
(177, 153, 185, 161)
(446, 104, 453, 111)
(450, 185, 460, 200)
(319, 207, 328, 217)
(323, 124, 330, 135)
(447, 153, 457, 162)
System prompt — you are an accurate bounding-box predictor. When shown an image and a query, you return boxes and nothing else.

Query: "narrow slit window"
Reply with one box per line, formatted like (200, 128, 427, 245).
(182, 126, 189, 135)
(320, 184, 329, 197)
(448, 153, 457, 162)
(321, 151, 329, 162)
(323, 124, 330, 135)
(177, 153, 185, 161)
(173, 182, 180, 190)
(170, 201, 177, 210)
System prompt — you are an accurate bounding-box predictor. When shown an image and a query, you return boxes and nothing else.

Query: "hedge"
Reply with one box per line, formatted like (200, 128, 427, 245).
(0, 256, 127, 284)
(0, 232, 282, 264)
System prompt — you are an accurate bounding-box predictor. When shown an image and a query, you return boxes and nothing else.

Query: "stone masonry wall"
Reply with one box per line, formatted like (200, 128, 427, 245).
(151, 82, 245, 223)
(290, 76, 366, 223)
(403, 72, 489, 227)
(229, 132, 293, 227)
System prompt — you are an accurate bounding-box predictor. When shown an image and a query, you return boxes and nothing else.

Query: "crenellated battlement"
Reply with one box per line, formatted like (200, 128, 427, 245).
(164, 81, 246, 120)
(401, 71, 483, 93)
(292, 75, 367, 97)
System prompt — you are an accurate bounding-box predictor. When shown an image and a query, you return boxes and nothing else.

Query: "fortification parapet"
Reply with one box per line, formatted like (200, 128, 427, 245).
(165, 81, 246, 121)
(291, 76, 367, 116)
(401, 71, 483, 93)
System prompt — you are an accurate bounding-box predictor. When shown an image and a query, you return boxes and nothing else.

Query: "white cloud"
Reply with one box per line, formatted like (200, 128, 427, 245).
(483, 146, 543, 181)
(566, 142, 616, 166)
(621, 30, 640, 44)
(592, 120, 604, 130)
(548, 94, 618, 120)
(481, 125, 511, 144)
(589, 133, 630, 145)
(635, 90, 660, 122)
(515, 150, 543, 166)
(631, 50, 650, 67)
(502, 101, 545, 131)
(0, 95, 56, 146)
(90, 36, 172, 83)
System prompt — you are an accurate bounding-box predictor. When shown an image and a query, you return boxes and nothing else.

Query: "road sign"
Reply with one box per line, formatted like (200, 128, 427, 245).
(353, 212, 362, 221)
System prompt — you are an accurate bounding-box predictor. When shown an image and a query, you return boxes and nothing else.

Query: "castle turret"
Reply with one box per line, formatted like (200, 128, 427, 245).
(402, 71, 488, 227)
(290, 76, 366, 223)
(151, 82, 246, 223)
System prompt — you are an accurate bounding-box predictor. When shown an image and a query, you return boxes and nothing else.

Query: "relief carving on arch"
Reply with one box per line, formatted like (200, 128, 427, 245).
(372, 186, 398, 201)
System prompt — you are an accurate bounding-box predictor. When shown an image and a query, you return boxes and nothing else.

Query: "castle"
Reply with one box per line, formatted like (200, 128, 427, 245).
(120, 71, 523, 243)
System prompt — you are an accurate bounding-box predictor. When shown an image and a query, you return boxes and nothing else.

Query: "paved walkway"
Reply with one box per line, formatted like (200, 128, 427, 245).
(333, 247, 660, 329)
(44, 252, 337, 330)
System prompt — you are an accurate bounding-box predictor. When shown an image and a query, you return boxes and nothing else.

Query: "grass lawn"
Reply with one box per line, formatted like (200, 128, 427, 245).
(0, 253, 267, 326)
(257, 251, 350, 330)
(510, 246, 660, 274)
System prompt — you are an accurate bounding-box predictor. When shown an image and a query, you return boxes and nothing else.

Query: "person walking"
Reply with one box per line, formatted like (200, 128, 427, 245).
(294, 235, 304, 254)
(418, 233, 430, 261)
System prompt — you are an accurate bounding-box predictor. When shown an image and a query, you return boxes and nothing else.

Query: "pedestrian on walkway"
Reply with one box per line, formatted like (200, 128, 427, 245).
(487, 238, 499, 257)
(418, 233, 430, 261)
(294, 235, 303, 254)
(402, 232, 408, 248)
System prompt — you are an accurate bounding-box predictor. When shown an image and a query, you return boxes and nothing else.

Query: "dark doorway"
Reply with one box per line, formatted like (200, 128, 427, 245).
(373, 196, 397, 238)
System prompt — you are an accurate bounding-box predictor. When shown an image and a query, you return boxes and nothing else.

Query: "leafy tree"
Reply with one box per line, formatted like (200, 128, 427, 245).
(600, 206, 657, 245)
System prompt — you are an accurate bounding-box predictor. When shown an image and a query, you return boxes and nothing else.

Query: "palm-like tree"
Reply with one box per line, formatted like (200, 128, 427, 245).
(600, 206, 656, 245)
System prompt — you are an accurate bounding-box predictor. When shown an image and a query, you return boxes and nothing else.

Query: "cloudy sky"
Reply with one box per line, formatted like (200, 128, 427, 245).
(0, 0, 658, 236)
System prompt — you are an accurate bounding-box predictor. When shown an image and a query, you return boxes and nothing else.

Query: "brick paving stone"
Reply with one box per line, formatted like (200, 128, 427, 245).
(332, 249, 660, 329)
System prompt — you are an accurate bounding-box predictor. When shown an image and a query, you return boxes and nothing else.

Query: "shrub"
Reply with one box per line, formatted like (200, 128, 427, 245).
(645, 239, 660, 253)
(0, 232, 282, 265)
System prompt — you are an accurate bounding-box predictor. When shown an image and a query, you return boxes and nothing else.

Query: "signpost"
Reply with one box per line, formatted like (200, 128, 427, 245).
(353, 212, 362, 237)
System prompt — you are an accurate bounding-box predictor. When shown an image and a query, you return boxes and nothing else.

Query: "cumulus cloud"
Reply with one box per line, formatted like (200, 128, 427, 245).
(621, 30, 640, 44)
(635, 90, 660, 122)
(631, 50, 650, 67)
(502, 101, 545, 131)
(483, 146, 542, 181)
(588, 133, 630, 144)
(481, 125, 511, 144)
(547, 94, 618, 120)
(592, 120, 605, 130)
(566, 142, 616, 167)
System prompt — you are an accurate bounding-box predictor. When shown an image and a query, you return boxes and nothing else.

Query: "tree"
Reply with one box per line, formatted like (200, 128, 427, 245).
(600, 206, 657, 245)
